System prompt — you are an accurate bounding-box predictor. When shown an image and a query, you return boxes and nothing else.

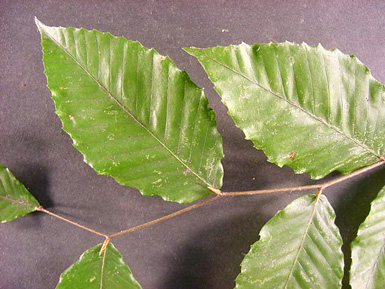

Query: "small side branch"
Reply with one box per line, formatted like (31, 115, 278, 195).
(109, 195, 220, 239)
(36, 207, 108, 238)
(222, 184, 321, 196)
(223, 160, 385, 197)
(322, 160, 385, 189)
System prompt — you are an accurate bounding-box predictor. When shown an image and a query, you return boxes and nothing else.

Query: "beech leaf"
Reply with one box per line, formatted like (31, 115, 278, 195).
(235, 194, 344, 289)
(0, 164, 40, 223)
(36, 19, 223, 203)
(185, 43, 385, 179)
(350, 185, 385, 289)
(56, 242, 141, 289)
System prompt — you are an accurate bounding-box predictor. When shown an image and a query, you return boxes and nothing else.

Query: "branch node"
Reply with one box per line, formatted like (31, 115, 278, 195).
(315, 188, 324, 201)
(99, 237, 111, 255)
(208, 186, 222, 195)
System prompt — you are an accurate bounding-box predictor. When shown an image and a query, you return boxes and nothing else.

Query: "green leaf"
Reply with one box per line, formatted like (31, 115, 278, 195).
(235, 194, 344, 289)
(350, 185, 385, 289)
(56, 242, 142, 289)
(185, 43, 385, 179)
(0, 164, 40, 223)
(36, 19, 223, 203)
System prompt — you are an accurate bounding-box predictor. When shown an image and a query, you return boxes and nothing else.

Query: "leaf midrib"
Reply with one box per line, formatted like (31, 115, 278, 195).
(283, 194, 320, 289)
(0, 195, 36, 208)
(39, 24, 212, 188)
(0, 170, 37, 208)
(100, 246, 107, 289)
(196, 50, 382, 159)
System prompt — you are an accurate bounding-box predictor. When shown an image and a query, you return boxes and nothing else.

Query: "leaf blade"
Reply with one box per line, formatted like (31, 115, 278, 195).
(0, 164, 40, 223)
(56, 242, 142, 289)
(37, 19, 223, 203)
(235, 194, 344, 289)
(185, 43, 385, 179)
(350, 185, 385, 289)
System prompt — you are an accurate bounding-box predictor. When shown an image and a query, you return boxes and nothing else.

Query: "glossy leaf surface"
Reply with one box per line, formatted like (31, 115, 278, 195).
(37, 19, 223, 203)
(186, 43, 385, 179)
(0, 164, 40, 223)
(350, 185, 385, 289)
(235, 194, 344, 289)
(56, 242, 141, 289)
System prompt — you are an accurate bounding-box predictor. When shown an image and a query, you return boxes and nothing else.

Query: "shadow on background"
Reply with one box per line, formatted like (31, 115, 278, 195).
(6, 131, 54, 209)
(219, 126, 335, 193)
(161, 197, 283, 289)
(332, 166, 385, 288)
(17, 162, 53, 209)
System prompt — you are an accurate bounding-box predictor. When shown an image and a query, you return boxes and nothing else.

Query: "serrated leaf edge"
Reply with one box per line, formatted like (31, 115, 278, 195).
(36, 18, 223, 194)
(184, 43, 383, 162)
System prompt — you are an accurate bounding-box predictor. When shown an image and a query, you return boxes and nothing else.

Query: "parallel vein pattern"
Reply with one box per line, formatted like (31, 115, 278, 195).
(186, 43, 385, 179)
(37, 19, 223, 203)
(0, 164, 40, 223)
(350, 185, 385, 289)
(235, 194, 344, 289)
(56, 242, 142, 289)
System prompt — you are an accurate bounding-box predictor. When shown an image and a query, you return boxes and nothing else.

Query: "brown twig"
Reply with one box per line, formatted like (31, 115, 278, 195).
(221, 160, 385, 197)
(108, 160, 385, 239)
(36, 207, 109, 238)
(221, 184, 321, 196)
(36, 160, 385, 240)
(109, 195, 220, 239)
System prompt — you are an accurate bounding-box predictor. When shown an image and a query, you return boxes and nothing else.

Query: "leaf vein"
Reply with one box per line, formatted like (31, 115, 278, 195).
(283, 195, 320, 289)
(199, 51, 382, 159)
(40, 26, 212, 188)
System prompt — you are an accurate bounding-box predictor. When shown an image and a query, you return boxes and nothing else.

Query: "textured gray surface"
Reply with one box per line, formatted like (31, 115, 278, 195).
(1, 1, 385, 288)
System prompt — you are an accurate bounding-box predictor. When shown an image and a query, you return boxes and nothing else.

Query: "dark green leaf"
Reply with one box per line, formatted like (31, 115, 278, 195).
(56, 242, 141, 289)
(0, 164, 40, 223)
(36, 19, 223, 203)
(185, 43, 385, 179)
(235, 194, 344, 289)
(350, 185, 385, 289)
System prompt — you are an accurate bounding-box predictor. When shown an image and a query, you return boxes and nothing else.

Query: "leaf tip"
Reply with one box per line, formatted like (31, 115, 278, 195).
(183, 46, 200, 55)
(182, 46, 193, 53)
(34, 17, 47, 34)
(34, 17, 42, 28)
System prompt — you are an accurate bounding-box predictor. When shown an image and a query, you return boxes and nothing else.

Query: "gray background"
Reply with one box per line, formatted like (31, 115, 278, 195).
(1, 1, 385, 288)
